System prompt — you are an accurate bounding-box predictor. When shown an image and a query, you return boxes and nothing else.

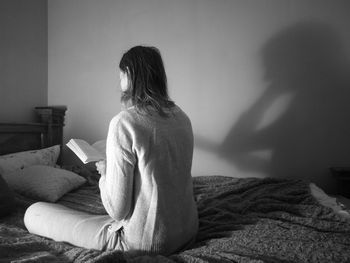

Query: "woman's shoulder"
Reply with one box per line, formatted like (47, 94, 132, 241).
(110, 104, 191, 128)
(110, 107, 138, 128)
(171, 105, 191, 122)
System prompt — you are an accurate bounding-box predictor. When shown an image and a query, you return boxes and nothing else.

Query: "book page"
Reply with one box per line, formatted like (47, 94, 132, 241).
(91, 140, 106, 159)
(67, 139, 105, 164)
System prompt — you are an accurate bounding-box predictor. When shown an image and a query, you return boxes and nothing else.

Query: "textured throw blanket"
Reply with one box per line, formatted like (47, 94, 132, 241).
(0, 168, 349, 262)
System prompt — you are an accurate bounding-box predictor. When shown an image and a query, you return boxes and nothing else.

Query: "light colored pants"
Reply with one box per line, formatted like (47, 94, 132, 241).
(24, 202, 125, 251)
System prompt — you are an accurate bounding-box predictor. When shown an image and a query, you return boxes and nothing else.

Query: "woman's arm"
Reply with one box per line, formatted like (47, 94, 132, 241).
(99, 115, 135, 221)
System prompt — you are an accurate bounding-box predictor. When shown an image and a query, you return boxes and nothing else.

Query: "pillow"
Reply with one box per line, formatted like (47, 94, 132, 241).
(3, 165, 86, 202)
(0, 174, 15, 217)
(0, 145, 60, 174)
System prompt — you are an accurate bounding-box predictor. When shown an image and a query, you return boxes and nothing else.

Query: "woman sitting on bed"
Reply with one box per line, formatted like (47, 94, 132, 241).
(24, 45, 198, 256)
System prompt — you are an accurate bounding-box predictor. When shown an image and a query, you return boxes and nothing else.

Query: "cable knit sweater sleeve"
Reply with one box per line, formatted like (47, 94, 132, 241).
(99, 113, 136, 221)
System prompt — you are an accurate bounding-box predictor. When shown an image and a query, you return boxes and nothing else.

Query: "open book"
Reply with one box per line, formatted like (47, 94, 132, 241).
(66, 139, 106, 164)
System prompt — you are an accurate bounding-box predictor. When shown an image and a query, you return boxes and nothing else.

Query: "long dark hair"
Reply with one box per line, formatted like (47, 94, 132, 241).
(119, 46, 175, 116)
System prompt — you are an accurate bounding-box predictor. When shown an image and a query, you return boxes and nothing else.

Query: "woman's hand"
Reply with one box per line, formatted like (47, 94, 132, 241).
(95, 160, 106, 176)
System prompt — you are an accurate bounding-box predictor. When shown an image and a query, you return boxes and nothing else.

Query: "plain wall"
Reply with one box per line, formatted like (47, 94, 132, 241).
(0, 0, 48, 122)
(48, 0, 350, 193)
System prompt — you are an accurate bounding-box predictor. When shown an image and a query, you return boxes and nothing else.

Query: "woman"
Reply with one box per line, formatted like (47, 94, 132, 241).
(24, 46, 198, 256)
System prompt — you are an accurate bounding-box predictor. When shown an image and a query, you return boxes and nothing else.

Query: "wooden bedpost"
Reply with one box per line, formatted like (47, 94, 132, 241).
(35, 106, 67, 164)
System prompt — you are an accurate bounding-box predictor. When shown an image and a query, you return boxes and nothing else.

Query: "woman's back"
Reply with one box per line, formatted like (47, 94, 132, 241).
(106, 105, 198, 255)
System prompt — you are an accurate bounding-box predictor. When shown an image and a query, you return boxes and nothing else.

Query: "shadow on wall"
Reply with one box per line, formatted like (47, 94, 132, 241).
(196, 21, 350, 192)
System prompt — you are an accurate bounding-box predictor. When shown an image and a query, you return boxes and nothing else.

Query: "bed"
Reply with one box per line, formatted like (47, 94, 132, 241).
(1, 107, 350, 263)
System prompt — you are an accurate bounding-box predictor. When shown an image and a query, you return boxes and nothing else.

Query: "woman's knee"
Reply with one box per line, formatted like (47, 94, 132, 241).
(24, 202, 60, 235)
(24, 202, 45, 225)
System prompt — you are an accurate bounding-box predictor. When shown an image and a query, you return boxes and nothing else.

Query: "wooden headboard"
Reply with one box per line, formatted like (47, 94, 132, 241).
(0, 106, 67, 163)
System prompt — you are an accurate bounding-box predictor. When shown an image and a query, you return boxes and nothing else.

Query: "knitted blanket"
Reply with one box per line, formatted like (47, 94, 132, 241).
(1, 172, 349, 262)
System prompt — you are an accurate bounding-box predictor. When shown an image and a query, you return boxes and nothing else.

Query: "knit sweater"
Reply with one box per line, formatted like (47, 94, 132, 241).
(99, 105, 198, 256)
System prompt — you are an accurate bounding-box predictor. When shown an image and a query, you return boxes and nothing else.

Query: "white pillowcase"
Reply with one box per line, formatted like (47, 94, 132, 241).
(0, 145, 60, 174)
(3, 165, 86, 202)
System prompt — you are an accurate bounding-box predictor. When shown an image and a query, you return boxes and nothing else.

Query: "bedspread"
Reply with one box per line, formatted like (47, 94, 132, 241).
(1, 171, 350, 262)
